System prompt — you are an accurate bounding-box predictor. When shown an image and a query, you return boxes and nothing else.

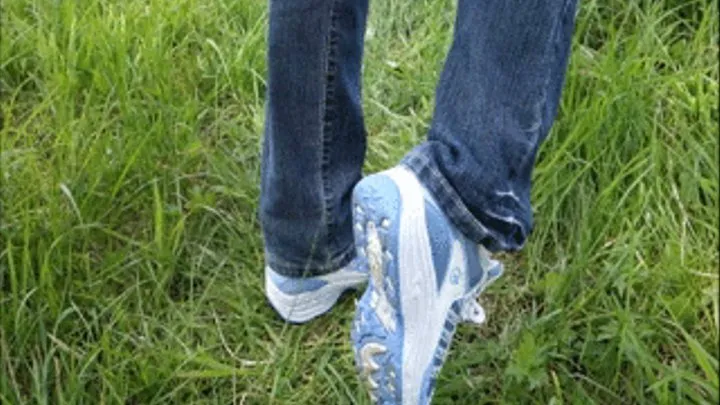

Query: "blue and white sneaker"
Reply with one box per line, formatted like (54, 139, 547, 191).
(351, 167, 503, 404)
(265, 261, 368, 323)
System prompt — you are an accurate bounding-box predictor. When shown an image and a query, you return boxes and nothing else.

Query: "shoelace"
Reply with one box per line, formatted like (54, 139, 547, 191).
(460, 246, 501, 325)
(460, 296, 486, 324)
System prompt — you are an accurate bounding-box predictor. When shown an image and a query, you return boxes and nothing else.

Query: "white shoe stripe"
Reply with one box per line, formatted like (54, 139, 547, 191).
(387, 167, 468, 405)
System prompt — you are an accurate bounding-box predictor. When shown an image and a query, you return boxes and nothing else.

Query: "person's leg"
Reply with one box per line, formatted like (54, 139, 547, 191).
(404, 0, 579, 253)
(351, 0, 578, 402)
(260, 0, 369, 322)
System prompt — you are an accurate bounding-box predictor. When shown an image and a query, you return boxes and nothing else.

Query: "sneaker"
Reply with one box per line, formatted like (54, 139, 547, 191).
(350, 166, 503, 404)
(265, 260, 368, 323)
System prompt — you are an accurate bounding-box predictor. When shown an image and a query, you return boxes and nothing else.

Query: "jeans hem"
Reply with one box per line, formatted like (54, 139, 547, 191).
(265, 242, 356, 278)
(402, 152, 523, 252)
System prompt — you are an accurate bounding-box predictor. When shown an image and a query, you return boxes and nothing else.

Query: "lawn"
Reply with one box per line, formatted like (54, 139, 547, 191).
(1, 0, 718, 403)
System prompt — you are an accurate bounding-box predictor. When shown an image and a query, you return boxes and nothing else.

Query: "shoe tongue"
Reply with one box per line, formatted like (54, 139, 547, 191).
(478, 245, 494, 269)
(467, 243, 504, 290)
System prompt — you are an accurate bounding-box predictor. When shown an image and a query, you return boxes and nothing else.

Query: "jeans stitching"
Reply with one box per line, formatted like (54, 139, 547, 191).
(320, 0, 341, 263)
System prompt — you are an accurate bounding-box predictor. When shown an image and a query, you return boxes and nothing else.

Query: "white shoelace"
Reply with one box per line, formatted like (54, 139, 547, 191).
(460, 295, 487, 324)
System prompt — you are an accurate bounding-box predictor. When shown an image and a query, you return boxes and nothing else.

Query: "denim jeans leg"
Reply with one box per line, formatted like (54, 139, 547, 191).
(260, 0, 369, 277)
(404, 0, 579, 252)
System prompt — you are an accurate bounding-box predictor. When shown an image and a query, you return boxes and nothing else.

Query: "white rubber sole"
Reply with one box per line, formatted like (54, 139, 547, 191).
(265, 270, 367, 323)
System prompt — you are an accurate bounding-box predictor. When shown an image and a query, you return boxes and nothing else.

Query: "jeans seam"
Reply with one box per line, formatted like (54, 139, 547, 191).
(320, 0, 341, 259)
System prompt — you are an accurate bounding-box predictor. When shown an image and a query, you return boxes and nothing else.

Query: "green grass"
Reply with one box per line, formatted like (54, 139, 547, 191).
(1, 0, 717, 403)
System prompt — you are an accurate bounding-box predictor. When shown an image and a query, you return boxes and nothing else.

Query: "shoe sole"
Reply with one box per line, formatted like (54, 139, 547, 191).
(351, 171, 404, 404)
(352, 167, 502, 405)
(266, 270, 366, 323)
(353, 168, 454, 405)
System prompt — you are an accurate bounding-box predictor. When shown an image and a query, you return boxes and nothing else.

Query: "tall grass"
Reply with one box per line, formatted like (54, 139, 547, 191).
(1, 0, 717, 403)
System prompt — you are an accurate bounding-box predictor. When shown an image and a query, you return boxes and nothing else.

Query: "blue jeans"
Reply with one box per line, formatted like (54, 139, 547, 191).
(260, 0, 578, 277)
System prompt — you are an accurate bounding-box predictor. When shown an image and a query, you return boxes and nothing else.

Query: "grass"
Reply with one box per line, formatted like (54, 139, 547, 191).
(0, 0, 718, 403)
